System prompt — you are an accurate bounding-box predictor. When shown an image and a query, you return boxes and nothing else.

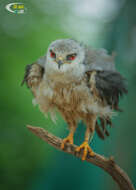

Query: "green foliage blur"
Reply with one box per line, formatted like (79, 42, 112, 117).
(0, 0, 136, 190)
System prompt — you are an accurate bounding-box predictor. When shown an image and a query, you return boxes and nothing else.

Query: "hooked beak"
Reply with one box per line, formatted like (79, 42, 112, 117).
(57, 60, 63, 69)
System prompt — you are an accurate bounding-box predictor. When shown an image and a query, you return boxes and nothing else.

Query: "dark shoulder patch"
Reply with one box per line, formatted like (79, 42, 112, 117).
(95, 71, 128, 111)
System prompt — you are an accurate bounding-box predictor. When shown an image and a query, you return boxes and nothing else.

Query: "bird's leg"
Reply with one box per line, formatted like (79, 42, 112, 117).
(61, 127, 76, 149)
(76, 128, 95, 160)
(76, 116, 96, 161)
(59, 111, 77, 150)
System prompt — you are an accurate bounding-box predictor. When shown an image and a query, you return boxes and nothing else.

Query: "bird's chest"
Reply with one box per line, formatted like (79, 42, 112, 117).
(52, 85, 76, 109)
(51, 81, 91, 112)
(38, 75, 94, 114)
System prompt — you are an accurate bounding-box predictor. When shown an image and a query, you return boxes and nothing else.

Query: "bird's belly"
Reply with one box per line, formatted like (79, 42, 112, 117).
(51, 83, 93, 113)
(51, 84, 112, 118)
(36, 79, 112, 118)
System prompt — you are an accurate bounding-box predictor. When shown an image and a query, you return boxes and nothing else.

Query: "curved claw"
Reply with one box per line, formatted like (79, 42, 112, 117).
(76, 141, 95, 161)
(61, 134, 73, 149)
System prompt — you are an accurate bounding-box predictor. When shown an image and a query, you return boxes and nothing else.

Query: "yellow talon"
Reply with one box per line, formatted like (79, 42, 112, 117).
(76, 141, 95, 161)
(61, 133, 73, 149)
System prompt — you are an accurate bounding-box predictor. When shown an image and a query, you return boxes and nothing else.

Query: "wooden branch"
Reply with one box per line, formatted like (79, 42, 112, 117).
(27, 125, 135, 190)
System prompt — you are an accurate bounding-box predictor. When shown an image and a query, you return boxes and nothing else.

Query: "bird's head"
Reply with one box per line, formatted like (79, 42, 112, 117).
(46, 39, 85, 75)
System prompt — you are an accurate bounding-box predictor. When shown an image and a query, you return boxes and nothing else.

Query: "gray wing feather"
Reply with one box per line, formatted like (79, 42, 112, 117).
(84, 47, 116, 72)
(36, 55, 46, 67)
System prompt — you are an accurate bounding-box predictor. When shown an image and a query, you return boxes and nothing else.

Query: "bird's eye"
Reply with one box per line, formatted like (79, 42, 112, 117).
(50, 50, 56, 59)
(66, 53, 77, 61)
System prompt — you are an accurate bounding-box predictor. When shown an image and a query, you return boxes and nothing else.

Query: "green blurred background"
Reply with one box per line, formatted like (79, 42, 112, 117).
(0, 0, 136, 189)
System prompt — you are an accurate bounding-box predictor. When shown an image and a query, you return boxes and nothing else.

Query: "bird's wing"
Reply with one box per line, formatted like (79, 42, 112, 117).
(86, 70, 128, 110)
(84, 47, 128, 109)
(21, 55, 46, 87)
(84, 47, 116, 72)
(36, 55, 46, 67)
(85, 51, 127, 139)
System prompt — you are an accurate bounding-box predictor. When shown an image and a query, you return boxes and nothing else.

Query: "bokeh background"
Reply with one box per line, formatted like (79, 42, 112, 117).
(0, 0, 136, 189)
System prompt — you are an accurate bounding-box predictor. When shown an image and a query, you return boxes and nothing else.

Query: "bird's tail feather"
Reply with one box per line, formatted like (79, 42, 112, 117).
(95, 117, 112, 140)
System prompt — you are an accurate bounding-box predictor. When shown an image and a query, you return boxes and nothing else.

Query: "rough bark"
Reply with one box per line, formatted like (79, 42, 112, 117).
(27, 125, 135, 190)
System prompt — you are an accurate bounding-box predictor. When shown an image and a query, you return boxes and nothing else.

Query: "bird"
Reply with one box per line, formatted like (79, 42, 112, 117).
(22, 39, 128, 160)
